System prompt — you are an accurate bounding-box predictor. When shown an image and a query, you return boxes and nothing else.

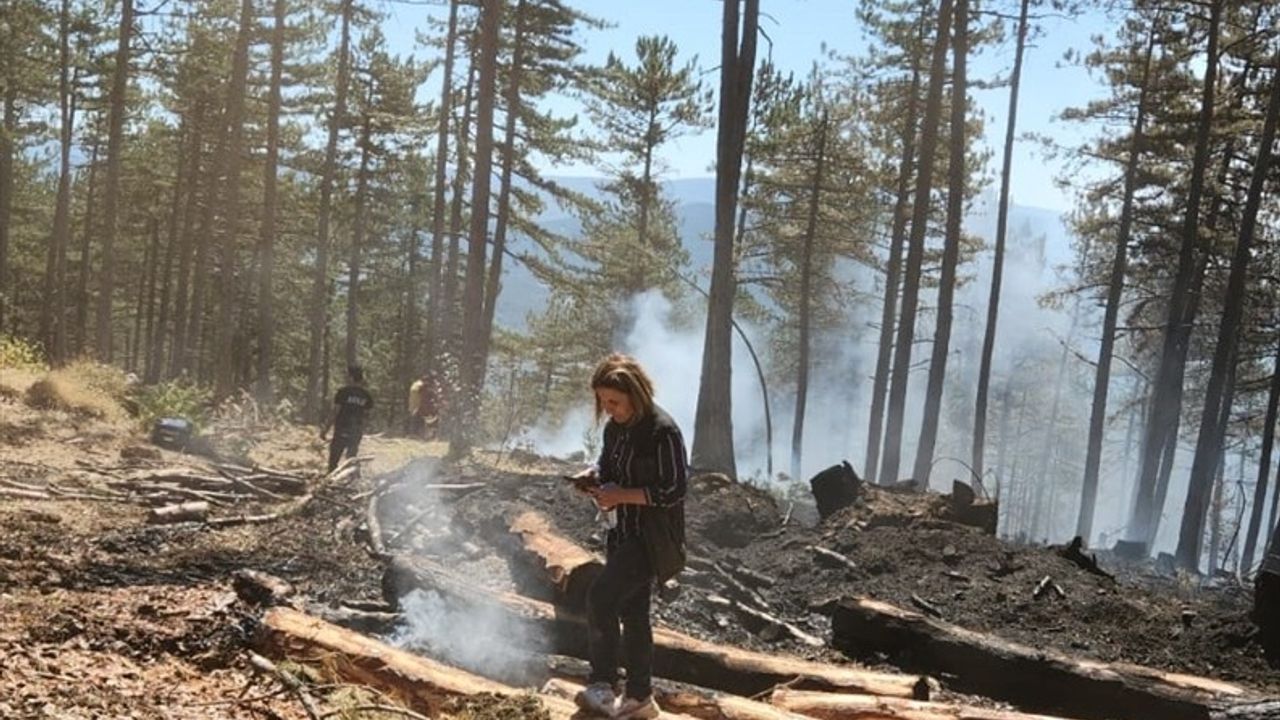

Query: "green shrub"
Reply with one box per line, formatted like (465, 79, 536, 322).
(133, 380, 212, 431)
(0, 335, 45, 371)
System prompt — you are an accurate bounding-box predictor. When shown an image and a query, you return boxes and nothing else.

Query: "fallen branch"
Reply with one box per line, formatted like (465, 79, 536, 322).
(247, 650, 322, 720)
(148, 501, 210, 524)
(909, 594, 943, 619)
(808, 546, 857, 573)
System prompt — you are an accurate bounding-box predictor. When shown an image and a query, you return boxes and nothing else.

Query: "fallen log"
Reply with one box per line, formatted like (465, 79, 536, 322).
(542, 655, 815, 720)
(809, 545, 858, 573)
(508, 510, 603, 609)
(147, 501, 210, 524)
(257, 606, 581, 719)
(1057, 536, 1114, 582)
(540, 676, 757, 712)
(769, 688, 1072, 720)
(831, 596, 1258, 720)
(384, 555, 928, 700)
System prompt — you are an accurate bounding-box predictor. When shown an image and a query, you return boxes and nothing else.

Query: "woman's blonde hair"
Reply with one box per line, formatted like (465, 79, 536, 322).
(590, 353, 656, 422)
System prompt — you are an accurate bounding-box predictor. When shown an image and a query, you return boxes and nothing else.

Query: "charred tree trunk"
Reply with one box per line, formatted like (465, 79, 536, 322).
(912, 0, 969, 487)
(94, 0, 135, 361)
(1176, 51, 1280, 570)
(692, 0, 759, 476)
(879, 0, 954, 485)
(305, 0, 354, 419)
(1241, 336, 1280, 574)
(1077, 29, 1156, 543)
(255, 0, 285, 402)
(972, 0, 1029, 484)
(1129, 0, 1222, 550)
(791, 112, 827, 482)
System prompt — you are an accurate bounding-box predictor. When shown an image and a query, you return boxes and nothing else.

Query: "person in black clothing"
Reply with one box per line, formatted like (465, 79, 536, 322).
(320, 365, 375, 473)
(1255, 520, 1280, 665)
(571, 353, 688, 720)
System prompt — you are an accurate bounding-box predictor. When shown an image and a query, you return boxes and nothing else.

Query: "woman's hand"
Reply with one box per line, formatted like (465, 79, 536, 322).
(570, 467, 599, 495)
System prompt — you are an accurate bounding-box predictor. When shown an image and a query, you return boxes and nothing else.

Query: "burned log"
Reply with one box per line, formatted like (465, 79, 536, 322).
(1057, 536, 1115, 581)
(809, 461, 861, 520)
(769, 688, 1072, 720)
(831, 596, 1257, 720)
(383, 555, 927, 700)
(256, 606, 581, 719)
(232, 569, 295, 607)
(147, 500, 209, 524)
(946, 480, 998, 535)
(507, 510, 603, 609)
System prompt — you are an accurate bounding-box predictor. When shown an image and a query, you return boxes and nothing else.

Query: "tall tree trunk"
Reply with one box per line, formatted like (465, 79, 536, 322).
(482, 0, 527, 345)
(1241, 336, 1280, 574)
(1031, 301, 1081, 541)
(141, 221, 161, 377)
(912, 0, 969, 487)
(130, 222, 154, 373)
(1077, 29, 1156, 543)
(149, 149, 180, 383)
(75, 140, 100, 356)
(0, 87, 14, 332)
(95, 0, 134, 361)
(441, 49, 479, 401)
(212, 0, 254, 397)
(305, 0, 354, 419)
(170, 104, 207, 377)
(866, 51, 923, 485)
(424, 0, 460, 375)
(42, 0, 75, 364)
(255, 0, 285, 402)
(345, 106, 374, 368)
(1128, 0, 1222, 549)
(1208, 444, 1228, 573)
(691, 0, 759, 476)
(454, 0, 503, 447)
(1174, 50, 1280, 570)
(879, 0, 955, 485)
(972, 0, 1029, 484)
(791, 111, 827, 482)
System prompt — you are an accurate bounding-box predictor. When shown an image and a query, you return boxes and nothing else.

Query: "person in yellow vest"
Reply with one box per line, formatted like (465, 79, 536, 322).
(407, 372, 440, 440)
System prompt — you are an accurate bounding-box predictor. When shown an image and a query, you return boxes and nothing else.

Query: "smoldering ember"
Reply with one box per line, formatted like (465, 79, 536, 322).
(3, 0, 1280, 718)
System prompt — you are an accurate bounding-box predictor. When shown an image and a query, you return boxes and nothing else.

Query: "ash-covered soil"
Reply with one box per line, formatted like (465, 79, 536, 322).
(431, 454, 1278, 696)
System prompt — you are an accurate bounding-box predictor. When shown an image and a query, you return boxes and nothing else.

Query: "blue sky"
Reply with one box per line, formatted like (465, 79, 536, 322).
(381, 0, 1117, 213)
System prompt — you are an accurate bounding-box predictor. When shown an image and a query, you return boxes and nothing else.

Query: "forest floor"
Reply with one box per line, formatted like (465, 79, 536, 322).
(1, 365, 1277, 719)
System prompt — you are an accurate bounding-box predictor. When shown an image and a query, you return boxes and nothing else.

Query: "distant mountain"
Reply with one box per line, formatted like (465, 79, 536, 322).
(493, 176, 1075, 330)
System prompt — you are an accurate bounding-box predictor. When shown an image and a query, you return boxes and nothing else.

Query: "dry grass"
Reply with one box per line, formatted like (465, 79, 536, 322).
(23, 364, 127, 421)
(0, 367, 41, 400)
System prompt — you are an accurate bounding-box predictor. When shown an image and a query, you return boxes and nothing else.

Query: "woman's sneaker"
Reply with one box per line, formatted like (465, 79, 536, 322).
(613, 695, 660, 719)
(574, 682, 617, 716)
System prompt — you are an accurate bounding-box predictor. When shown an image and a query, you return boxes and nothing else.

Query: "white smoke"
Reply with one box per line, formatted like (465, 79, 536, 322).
(387, 588, 541, 686)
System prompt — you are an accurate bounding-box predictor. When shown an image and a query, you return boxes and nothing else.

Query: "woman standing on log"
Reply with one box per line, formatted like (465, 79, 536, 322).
(572, 353, 689, 720)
